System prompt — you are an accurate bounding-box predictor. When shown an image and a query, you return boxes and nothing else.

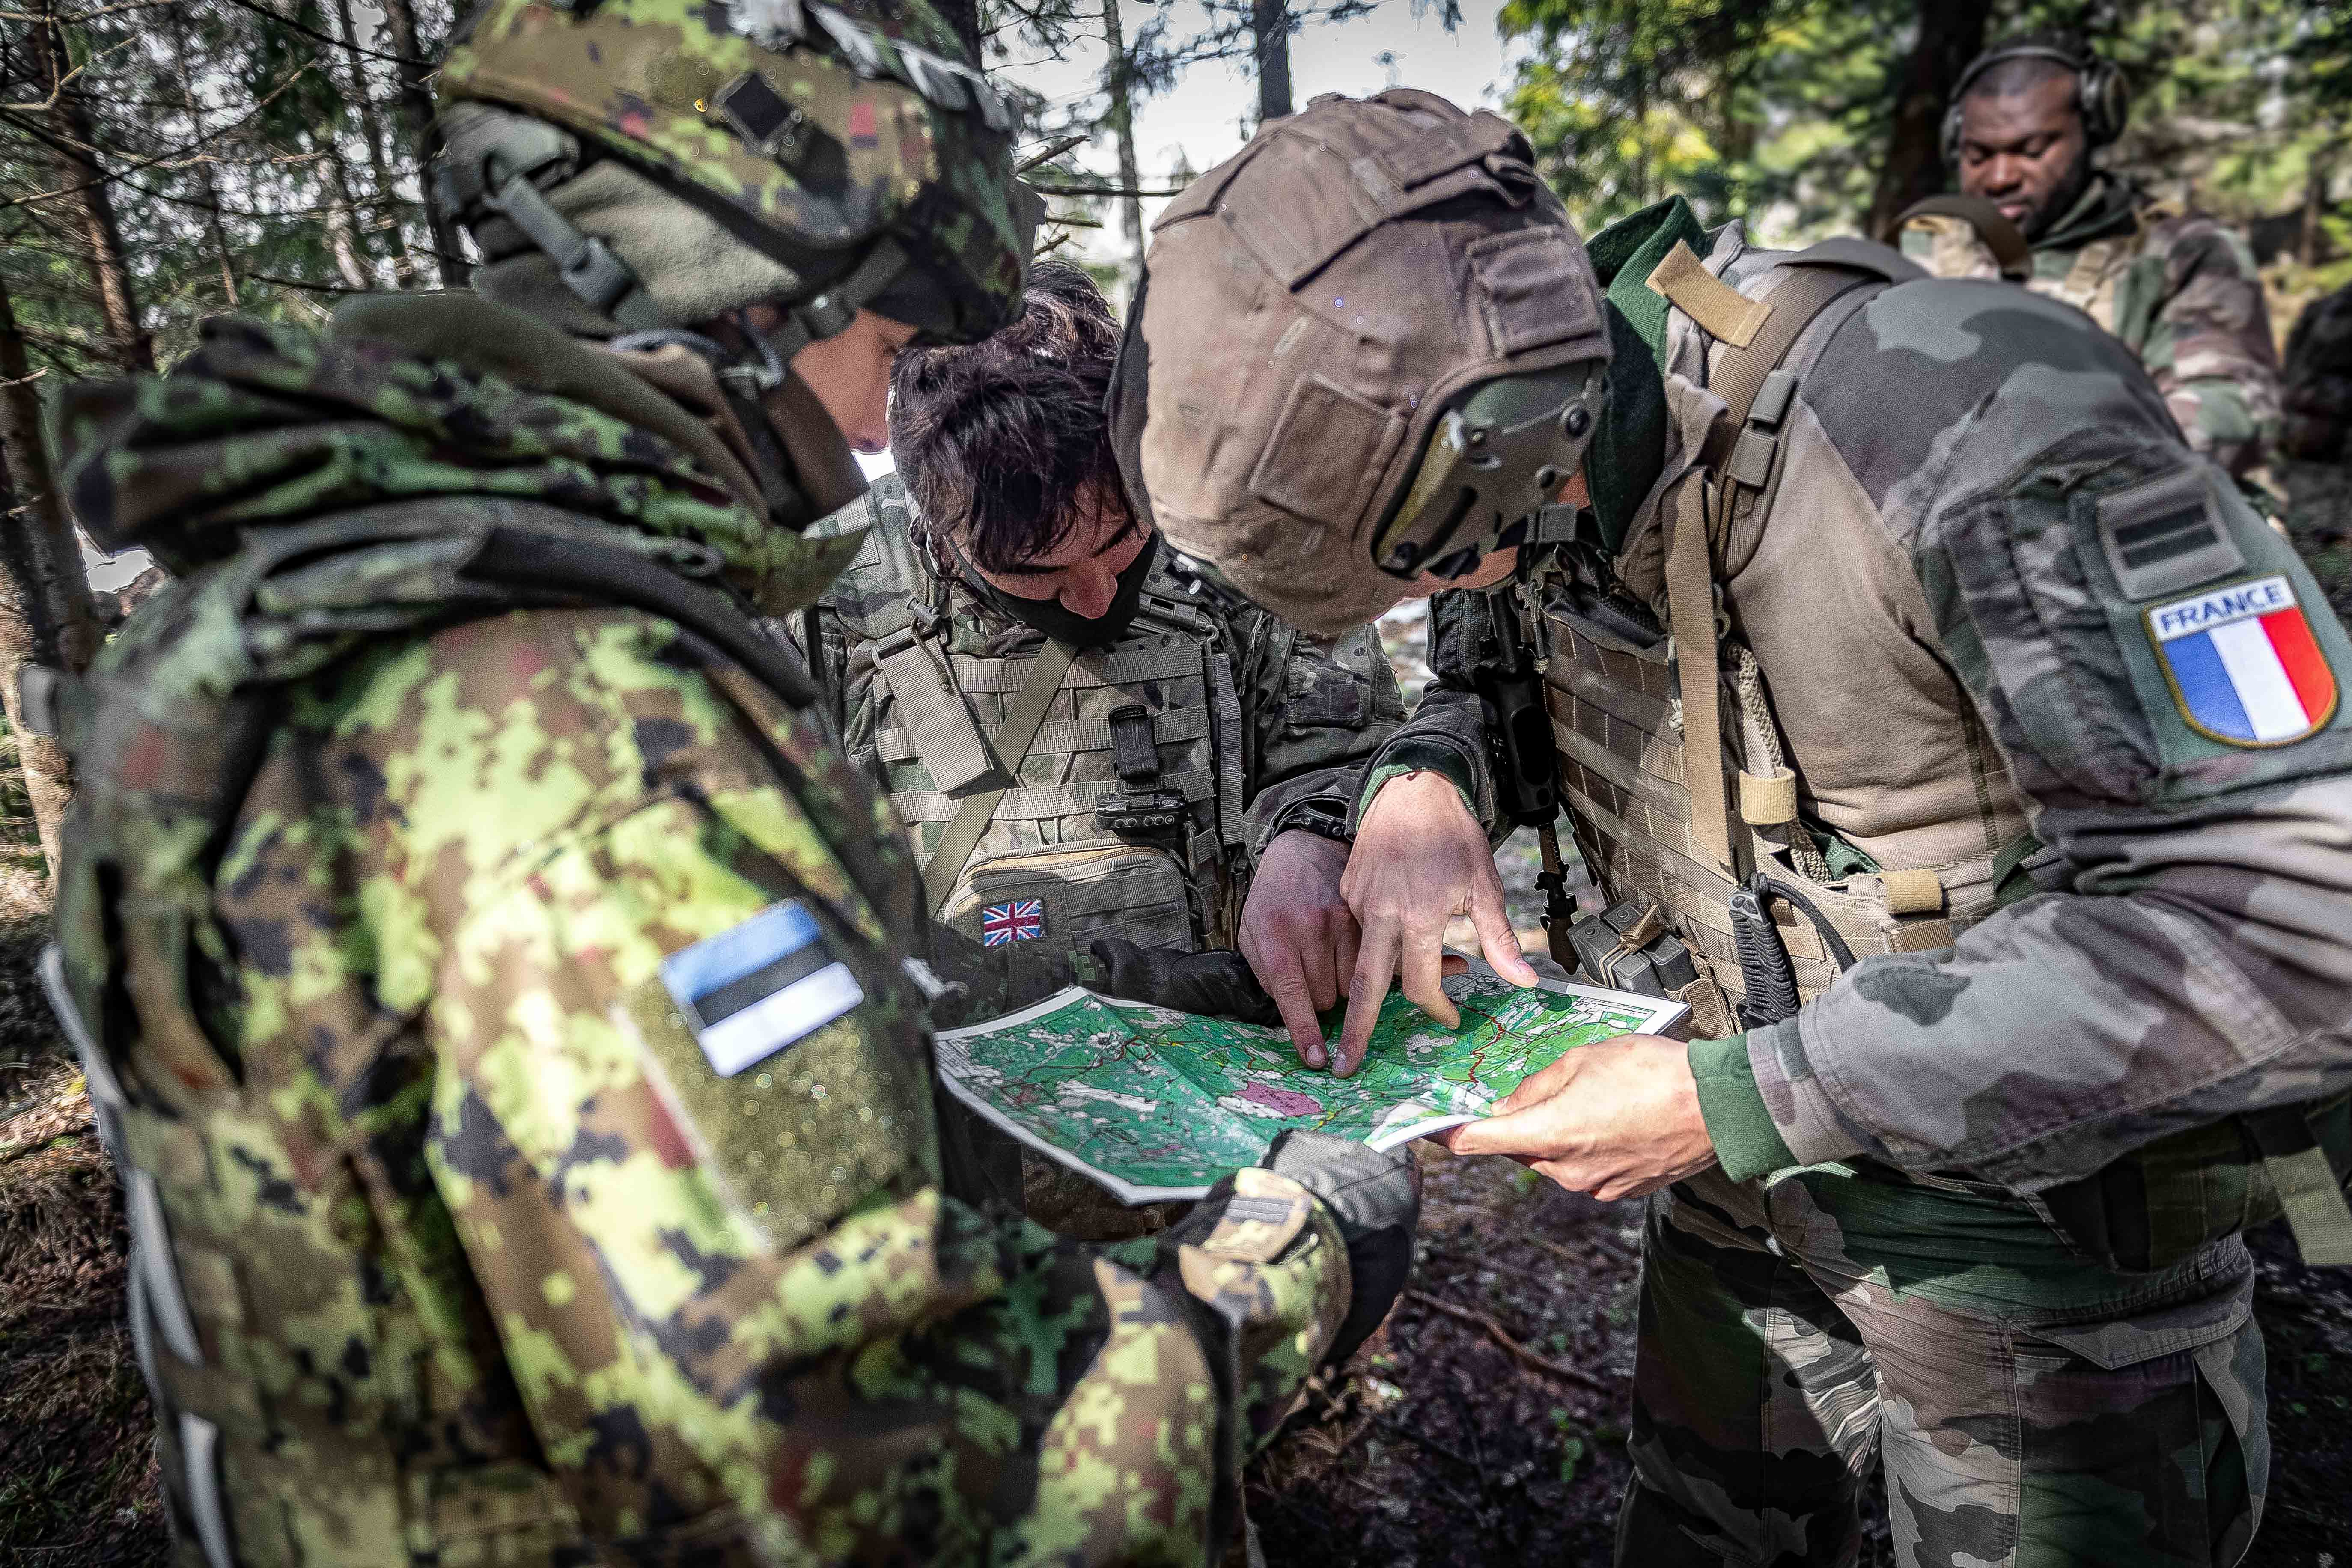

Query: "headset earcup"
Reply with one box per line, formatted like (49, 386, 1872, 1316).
(2081, 58, 2129, 146)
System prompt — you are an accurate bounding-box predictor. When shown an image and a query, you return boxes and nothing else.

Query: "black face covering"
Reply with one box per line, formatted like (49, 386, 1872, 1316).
(959, 533, 1158, 649)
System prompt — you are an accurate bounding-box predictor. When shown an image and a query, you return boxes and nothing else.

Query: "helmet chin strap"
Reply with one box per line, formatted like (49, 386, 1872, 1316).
(607, 316, 810, 524)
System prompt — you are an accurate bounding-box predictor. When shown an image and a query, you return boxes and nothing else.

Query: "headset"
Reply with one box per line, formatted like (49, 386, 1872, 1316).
(1942, 38, 2129, 168)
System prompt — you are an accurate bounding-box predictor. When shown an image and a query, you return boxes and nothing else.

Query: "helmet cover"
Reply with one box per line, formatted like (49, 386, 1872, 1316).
(1112, 89, 1612, 638)
(439, 0, 1035, 345)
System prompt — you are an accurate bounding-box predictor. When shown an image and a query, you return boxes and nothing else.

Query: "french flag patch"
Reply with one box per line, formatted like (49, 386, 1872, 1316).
(658, 902, 864, 1078)
(2148, 575, 2338, 747)
(981, 899, 1044, 945)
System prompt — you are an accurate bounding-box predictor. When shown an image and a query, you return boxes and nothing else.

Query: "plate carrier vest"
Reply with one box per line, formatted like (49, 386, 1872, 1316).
(824, 502, 1249, 955)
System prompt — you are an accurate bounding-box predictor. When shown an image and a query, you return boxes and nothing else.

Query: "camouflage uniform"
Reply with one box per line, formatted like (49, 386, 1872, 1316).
(50, 290, 1358, 1568)
(39, 0, 1398, 1554)
(800, 472, 1404, 955)
(2278, 283, 2352, 622)
(1361, 199, 2352, 1565)
(1902, 173, 2282, 478)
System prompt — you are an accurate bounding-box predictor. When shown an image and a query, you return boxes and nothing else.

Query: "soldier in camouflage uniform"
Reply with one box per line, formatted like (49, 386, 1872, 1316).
(800, 262, 1403, 1072)
(1114, 89, 2352, 1565)
(1896, 36, 2282, 479)
(2278, 283, 2352, 622)
(37, 5, 1417, 1565)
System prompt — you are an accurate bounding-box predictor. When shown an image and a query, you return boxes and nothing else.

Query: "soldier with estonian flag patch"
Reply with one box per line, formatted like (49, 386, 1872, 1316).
(32, 6, 1421, 1565)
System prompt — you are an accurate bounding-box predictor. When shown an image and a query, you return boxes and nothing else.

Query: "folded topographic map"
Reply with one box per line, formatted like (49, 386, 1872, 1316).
(935, 965, 1688, 1203)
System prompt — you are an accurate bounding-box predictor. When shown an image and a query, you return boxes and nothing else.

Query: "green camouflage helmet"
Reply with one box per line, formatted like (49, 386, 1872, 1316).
(437, 0, 1037, 351)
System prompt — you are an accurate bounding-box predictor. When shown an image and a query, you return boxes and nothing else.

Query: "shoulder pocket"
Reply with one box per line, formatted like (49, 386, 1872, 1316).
(1930, 433, 2352, 808)
(619, 899, 937, 1253)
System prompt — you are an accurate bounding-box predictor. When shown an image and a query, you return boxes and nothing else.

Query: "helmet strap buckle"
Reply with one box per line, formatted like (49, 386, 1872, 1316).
(480, 154, 663, 333)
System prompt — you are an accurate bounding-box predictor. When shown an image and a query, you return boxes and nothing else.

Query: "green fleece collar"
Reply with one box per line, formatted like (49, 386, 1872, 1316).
(2033, 172, 2141, 255)
(1578, 197, 1706, 550)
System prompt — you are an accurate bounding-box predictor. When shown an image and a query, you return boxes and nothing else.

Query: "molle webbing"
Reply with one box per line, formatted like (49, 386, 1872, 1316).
(877, 628, 997, 795)
(876, 608, 1241, 952)
(1545, 619, 1986, 1010)
(1550, 247, 1991, 1011)
(918, 637, 1075, 911)
(875, 705, 1213, 765)
(895, 769, 1218, 827)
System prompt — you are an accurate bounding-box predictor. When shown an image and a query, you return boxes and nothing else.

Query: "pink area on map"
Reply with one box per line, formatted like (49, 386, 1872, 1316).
(1240, 1080, 1324, 1117)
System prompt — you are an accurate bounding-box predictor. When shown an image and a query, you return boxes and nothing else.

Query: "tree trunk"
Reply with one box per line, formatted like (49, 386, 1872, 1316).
(934, 0, 983, 66)
(320, 134, 380, 291)
(1250, 0, 1292, 124)
(1632, 76, 1649, 208)
(2302, 147, 2337, 269)
(331, 0, 419, 284)
(1864, 0, 1991, 239)
(29, 0, 154, 373)
(377, 0, 469, 287)
(167, 6, 239, 308)
(1102, 0, 1146, 289)
(0, 275, 102, 879)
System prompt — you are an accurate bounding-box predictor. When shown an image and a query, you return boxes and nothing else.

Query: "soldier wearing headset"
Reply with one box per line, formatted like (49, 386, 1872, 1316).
(1894, 33, 2282, 481)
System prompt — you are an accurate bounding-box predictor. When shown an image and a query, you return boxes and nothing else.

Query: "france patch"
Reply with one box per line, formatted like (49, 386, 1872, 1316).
(2148, 575, 2339, 747)
(658, 902, 864, 1077)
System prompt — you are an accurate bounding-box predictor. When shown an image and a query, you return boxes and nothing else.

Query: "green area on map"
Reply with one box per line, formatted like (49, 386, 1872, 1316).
(934, 968, 1679, 1202)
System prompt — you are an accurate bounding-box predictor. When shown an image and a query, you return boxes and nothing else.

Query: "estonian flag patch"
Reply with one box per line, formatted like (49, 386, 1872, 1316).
(658, 902, 866, 1077)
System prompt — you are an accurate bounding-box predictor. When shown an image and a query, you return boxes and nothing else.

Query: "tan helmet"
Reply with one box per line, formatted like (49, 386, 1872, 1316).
(1109, 89, 1612, 638)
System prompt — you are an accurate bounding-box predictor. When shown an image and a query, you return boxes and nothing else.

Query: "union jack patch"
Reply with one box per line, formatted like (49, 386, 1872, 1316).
(981, 899, 1045, 945)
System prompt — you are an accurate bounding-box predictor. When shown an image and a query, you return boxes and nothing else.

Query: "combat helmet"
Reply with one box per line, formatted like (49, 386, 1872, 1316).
(435, 0, 1039, 371)
(1108, 89, 1612, 638)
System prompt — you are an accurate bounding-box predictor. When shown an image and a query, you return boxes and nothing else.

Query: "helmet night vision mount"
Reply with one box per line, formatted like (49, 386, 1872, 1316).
(1372, 361, 1604, 581)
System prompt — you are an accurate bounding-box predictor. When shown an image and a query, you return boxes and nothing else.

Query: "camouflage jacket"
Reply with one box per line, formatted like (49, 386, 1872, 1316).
(54, 295, 1349, 1567)
(1903, 173, 2282, 478)
(798, 470, 1404, 951)
(1372, 213, 2352, 1197)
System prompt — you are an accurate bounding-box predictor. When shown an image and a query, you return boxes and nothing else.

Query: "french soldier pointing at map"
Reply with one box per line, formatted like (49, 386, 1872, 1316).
(1108, 89, 2352, 1565)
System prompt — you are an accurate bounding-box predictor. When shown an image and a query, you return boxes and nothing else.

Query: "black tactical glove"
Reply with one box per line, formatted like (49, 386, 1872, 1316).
(1086, 937, 1284, 1026)
(923, 919, 1079, 1027)
(1264, 1129, 1420, 1365)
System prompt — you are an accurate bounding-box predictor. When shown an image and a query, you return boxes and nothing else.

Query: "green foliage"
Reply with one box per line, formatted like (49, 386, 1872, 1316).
(1502, 0, 2349, 245)
(1, 0, 461, 381)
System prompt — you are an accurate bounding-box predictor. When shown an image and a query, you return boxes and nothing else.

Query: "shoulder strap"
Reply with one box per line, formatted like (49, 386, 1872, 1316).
(1885, 196, 2032, 281)
(919, 639, 1076, 913)
(1650, 248, 1893, 878)
(464, 524, 820, 707)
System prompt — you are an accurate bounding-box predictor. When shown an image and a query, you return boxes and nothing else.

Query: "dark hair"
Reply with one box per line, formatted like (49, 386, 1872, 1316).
(888, 259, 1128, 574)
(1964, 34, 2090, 102)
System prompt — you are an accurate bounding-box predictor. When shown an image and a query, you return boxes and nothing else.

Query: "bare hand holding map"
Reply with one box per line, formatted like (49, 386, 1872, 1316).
(934, 965, 1688, 1203)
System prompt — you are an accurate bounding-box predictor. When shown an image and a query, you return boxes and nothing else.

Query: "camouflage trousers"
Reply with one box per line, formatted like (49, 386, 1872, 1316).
(1618, 1164, 2267, 1568)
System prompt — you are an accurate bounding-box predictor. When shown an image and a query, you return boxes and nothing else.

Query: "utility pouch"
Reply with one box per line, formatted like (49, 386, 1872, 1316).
(1563, 896, 1698, 999)
(1094, 703, 1189, 839)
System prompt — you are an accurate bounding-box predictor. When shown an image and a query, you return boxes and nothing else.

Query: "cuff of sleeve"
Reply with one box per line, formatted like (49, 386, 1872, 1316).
(1354, 743, 1480, 826)
(1742, 1015, 1873, 1168)
(1689, 1033, 1799, 1183)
